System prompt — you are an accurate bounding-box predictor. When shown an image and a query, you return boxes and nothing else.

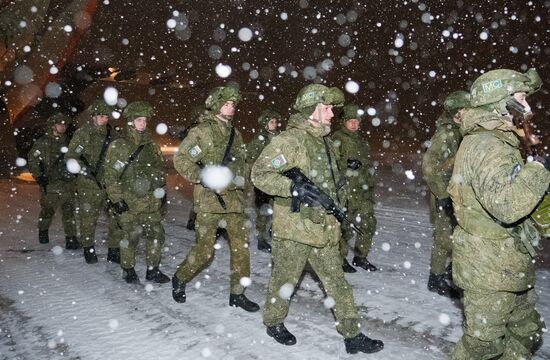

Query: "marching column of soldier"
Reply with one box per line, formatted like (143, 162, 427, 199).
(27, 67, 549, 357)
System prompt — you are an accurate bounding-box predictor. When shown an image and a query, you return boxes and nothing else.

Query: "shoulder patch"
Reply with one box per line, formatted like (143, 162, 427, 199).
(271, 154, 287, 169)
(75, 145, 84, 153)
(482, 79, 503, 93)
(510, 163, 521, 180)
(188, 145, 202, 158)
(113, 160, 126, 171)
(33, 150, 41, 157)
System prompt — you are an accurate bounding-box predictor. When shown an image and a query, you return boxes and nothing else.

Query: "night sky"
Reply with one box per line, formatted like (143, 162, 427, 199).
(43, 0, 550, 157)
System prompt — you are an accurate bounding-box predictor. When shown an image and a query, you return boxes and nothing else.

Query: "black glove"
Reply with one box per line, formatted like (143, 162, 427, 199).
(112, 200, 129, 214)
(290, 181, 322, 208)
(534, 155, 550, 171)
(36, 174, 48, 187)
(436, 197, 453, 216)
(347, 159, 363, 170)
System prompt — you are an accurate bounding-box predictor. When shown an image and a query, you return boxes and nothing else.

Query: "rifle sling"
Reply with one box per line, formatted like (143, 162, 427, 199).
(119, 144, 145, 180)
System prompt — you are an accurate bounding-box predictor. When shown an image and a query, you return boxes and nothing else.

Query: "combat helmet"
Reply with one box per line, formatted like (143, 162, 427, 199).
(204, 86, 241, 113)
(293, 84, 345, 114)
(443, 91, 470, 116)
(123, 101, 154, 122)
(87, 99, 114, 117)
(257, 109, 282, 127)
(46, 113, 72, 127)
(339, 104, 362, 122)
(470, 68, 542, 114)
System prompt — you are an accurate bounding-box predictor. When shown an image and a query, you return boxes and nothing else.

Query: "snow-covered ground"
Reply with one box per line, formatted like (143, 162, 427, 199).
(0, 169, 548, 360)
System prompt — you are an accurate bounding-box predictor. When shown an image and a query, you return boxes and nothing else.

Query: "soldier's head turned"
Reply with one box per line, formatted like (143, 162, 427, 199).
(88, 100, 114, 126)
(294, 84, 344, 131)
(339, 104, 362, 132)
(258, 109, 283, 133)
(205, 86, 241, 120)
(470, 68, 542, 115)
(123, 101, 154, 132)
(46, 113, 71, 135)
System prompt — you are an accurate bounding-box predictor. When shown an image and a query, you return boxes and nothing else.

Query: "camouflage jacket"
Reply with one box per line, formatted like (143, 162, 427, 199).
(28, 132, 75, 191)
(448, 108, 550, 291)
(246, 130, 276, 167)
(67, 123, 119, 190)
(422, 112, 462, 199)
(103, 128, 165, 214)
(251, 113, 343, 248)
(331, 128, 375, 204)
(173, 113, 247, 214)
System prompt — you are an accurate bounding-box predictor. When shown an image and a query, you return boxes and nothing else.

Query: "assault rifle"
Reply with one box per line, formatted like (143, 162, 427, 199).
(282, 167, 365, 236)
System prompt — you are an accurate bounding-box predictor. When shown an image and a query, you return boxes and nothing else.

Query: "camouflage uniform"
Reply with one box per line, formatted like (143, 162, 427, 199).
(67, 100, 121, 263)
(246, 109, 283, 252)
(103, 102, 168, 283)
(532, 194, 549, 237)
(422, 91, 470, 296)
(28, 113, 78, 249)
(448, 69, 549, 360)
(172, 87, 258, 310)
(331, 104, 377, 271)
(252, 84, 383, 354)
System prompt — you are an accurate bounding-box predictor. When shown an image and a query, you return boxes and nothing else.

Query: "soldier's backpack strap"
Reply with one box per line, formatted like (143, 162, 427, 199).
(322, 136, 341, 203)
(118, 144, 145, 180)
(94, 124, 113, 175)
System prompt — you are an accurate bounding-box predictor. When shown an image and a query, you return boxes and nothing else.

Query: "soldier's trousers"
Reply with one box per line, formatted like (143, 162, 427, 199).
(452, 288, 544, 360)
(174, 212, 251, 295)
(254, 188, 273, 246)
(264, 238, 361, 339)
(340, 200, 376, 258)
(429, 195, 455, 275)
(118, 211, 165, 269)
(38, 186, 76, 237)
(76, 186, 120, 248)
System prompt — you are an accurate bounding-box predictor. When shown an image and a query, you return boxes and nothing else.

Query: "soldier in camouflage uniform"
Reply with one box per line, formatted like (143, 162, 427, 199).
(331, 104, 378, 273)
(448, 69, 550, 360)
(171, 86, 260, 312)
(103, 101, 170, 284)
(421, 91, 470, 297)
(28, 113, 80, 249)
(246, 109, 284, 253)
(251, 84, 384, 354)
(67, 100, 121, 264)
(532, 194, 549, 238)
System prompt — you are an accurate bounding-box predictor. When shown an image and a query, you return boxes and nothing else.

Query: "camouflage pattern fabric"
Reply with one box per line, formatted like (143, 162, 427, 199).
(531, 194, 549, 237)
(28, 132, 76, 236)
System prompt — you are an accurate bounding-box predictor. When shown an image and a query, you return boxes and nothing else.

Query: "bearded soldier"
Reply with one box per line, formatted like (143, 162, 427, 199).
(171, 86, 259, 312)
(331, 104, 378, 273)
(422, 91, 470, 297)
(251, 84, 384, 354)
(28, 113, 79, 250)
(448, 69, 549, 360)
(103, 101, 169, 284)
(246, 109, 284, 253)
(67, 100, 121, 264)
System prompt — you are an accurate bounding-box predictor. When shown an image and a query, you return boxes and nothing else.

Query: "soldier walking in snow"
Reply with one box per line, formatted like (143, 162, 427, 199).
(448, 69, 549, 360)
(171, 86, 259, 312)
(421, 91, 470, 298)
(67, 100, 121, 264)
(103, 101, 170, 284)
(28, 113, 80, 250)
(251, 84, 384, 354)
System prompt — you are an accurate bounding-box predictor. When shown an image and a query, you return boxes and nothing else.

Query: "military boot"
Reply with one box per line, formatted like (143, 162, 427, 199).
(229, 293, 260, 312)
(107, 248, 120, 264)
(83, 246, 98, 264)
(266, 323, 296, 346)
(65, 236, 81, 250)
(39, 230, 49, 244)
(345, 333, 384, 354)
(257, 238, 271, 253)
(123, 268, 139, 284)
(145, 266, 170, 284)
(352, 256, 378, 272)
(172, 276, 186, 303)
(428, 273, 460, 299)
(342, 258, 357, 273)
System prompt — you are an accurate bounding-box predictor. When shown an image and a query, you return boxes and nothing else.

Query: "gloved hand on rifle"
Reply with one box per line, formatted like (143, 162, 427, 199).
(36, 174, 48, 187)
(112, 200, 129, 214)
(290, 180, 322, 207)
(347, 159, 362, 170)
